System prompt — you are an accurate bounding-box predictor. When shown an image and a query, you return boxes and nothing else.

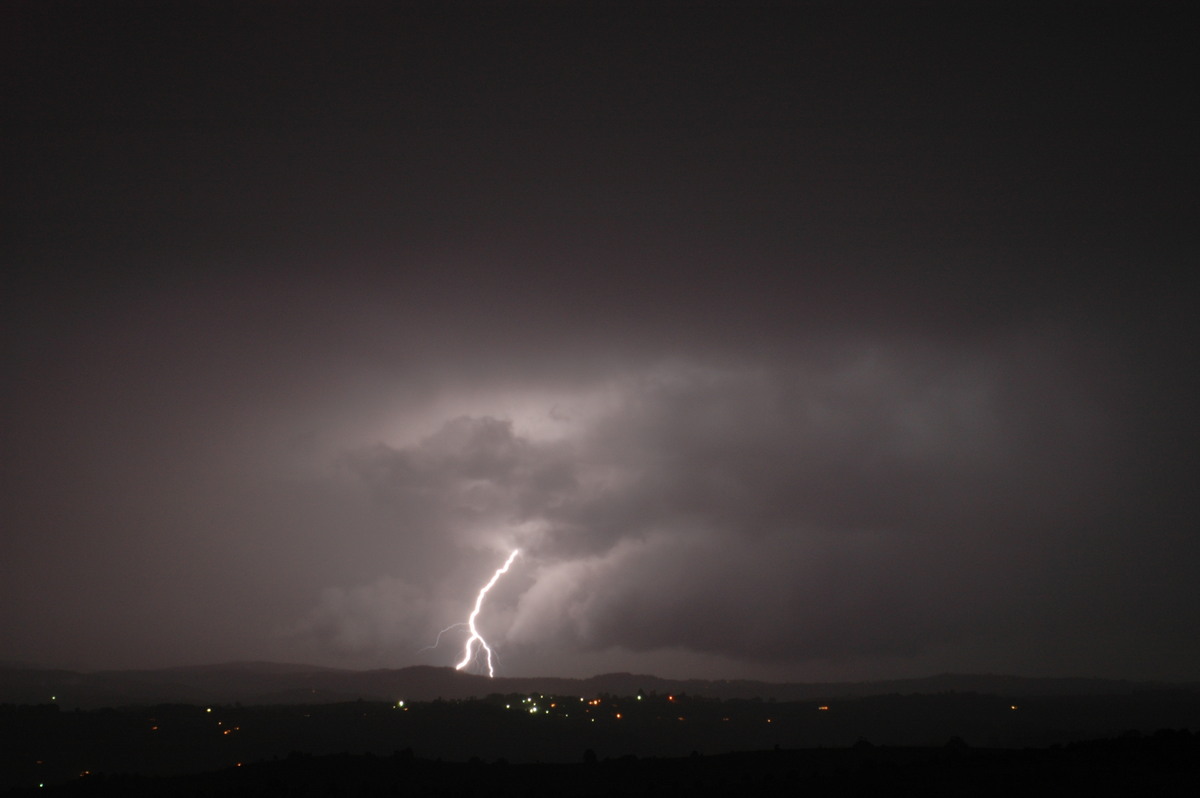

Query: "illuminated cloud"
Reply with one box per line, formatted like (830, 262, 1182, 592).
(309, 341, 1126, 672)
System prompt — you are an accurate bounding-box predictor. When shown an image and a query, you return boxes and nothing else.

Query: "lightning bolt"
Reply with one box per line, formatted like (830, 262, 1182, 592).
(418, 623, 465, 654)
(456, 548, 520, 677)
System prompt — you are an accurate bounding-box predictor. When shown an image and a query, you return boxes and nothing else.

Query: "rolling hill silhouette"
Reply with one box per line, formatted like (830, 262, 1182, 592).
(1, 662, 1191, 709)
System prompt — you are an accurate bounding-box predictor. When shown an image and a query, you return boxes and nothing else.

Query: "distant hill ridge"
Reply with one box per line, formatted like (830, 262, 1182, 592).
(0, 662, 1191, 709)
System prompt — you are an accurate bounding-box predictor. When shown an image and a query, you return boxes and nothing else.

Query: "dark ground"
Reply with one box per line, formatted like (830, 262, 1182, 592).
(8, 736, 1200, 798)
(5, 691, 1200, 796)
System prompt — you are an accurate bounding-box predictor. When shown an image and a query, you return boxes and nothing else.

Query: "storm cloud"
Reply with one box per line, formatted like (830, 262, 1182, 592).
(3, 2, 1196, 681)
(277, 327, 1163, 676)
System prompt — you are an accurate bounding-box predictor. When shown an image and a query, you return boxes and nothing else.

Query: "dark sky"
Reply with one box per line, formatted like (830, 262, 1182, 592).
(3, 2, 1197, 681)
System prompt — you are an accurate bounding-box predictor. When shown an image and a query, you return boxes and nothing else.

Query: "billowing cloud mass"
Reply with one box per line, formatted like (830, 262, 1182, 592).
(3, 3, 1197, 681)
(273, 330, 1167, 677)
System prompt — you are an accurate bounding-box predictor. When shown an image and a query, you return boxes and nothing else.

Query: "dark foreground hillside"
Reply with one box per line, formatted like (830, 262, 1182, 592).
(8, 735, 1200, 798)
(5, 690, 1199, 795)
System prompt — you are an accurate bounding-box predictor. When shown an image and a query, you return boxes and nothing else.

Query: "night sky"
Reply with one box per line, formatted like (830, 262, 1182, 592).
(3, 2, 1197, 682)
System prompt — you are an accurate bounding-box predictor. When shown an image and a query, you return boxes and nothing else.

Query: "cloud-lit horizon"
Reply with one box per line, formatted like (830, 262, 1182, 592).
(3, 3, 1196, 682)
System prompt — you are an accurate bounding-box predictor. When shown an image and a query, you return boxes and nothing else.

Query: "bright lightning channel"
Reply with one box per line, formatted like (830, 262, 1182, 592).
(456, 548, 520, 677)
